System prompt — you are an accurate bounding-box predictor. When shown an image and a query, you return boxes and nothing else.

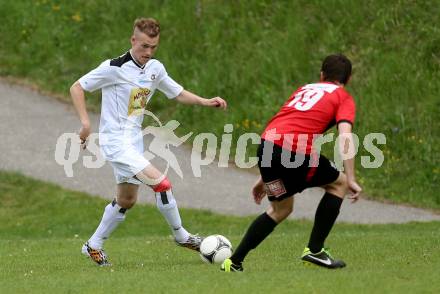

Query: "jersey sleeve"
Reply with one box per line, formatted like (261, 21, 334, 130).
(156, 64, 184, 99)
(78, 60, 118, 92)
(336, 92, 356, 126)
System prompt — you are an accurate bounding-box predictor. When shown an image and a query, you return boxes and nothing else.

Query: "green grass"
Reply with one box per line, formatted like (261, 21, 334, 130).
(1, 171, 440, 293)
(0, 1, 439, 207)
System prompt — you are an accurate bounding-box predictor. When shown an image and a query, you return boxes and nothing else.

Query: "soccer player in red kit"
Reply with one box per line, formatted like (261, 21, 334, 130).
(222, 54, 362, 271)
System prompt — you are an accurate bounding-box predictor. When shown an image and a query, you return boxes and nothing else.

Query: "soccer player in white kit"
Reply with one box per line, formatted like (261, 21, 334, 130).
(70, 18, 227, 266)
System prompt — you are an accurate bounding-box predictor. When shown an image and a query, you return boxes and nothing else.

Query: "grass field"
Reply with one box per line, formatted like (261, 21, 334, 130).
(0, 0, 439, 209)
(1, 171, 439, 293)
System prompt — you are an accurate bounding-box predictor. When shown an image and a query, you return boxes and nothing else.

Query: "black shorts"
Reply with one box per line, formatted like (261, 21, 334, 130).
(257, 139, 340, 202)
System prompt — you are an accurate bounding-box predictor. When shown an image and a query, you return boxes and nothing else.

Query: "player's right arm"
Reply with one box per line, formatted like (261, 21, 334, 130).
(337, 122, 362, 202)
(70, 60, 116, 149)
(70, 81, 90, 149)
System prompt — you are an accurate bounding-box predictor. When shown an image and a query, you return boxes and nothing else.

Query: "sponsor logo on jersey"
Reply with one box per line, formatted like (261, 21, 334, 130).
(128, 88, 151, 116)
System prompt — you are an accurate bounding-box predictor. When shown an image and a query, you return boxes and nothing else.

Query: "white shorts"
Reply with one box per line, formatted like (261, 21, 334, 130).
(101, 143, 150, 185)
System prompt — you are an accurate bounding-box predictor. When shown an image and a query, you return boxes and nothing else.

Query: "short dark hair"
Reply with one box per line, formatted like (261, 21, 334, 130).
(133, 17, 160, 37)
(321, 54, 352, 85)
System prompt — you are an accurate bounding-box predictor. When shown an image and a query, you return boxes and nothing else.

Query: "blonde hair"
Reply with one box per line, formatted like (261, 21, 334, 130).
(133, 18, 160, 37)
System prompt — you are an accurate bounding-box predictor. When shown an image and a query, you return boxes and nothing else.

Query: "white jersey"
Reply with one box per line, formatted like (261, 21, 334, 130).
(79, 51, 183, 158)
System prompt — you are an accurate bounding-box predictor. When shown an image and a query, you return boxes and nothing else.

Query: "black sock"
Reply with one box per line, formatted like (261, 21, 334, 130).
(230, 212, 277, 265)
(308, 192, 343, 253)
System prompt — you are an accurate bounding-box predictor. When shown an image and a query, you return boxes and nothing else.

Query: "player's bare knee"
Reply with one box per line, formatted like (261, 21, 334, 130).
(278, 206, 293, 221)
(122, 200, 136, 209)
(282, 204, 293, 216)
(271, 209, 291, 222)
(337, 173, 349, 195)
(118, 200, 135, 209)
(117, 195, 137, 209)
(326, 173, 348, 198)
(268, 203, 292, 222)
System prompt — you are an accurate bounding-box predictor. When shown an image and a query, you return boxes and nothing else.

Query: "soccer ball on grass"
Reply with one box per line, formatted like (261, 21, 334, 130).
(199, 235, 233, 264)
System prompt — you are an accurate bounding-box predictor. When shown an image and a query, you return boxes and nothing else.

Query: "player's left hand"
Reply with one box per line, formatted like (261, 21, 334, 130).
(206, 97, 227, 110)
(347, 180, 362, 203)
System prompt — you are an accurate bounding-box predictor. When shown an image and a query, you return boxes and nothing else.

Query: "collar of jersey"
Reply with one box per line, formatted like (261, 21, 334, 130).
(320, 81, 343, 87)
(128, 50, 146, 69)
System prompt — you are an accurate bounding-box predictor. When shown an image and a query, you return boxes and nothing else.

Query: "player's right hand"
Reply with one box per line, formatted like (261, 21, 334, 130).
(252, 178, 267, 205)
(347, 180, 362, 203)
(79, 125, 91, 150)
(207, 97, 227, 110)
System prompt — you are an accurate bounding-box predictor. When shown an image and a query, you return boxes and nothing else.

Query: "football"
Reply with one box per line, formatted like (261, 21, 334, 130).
(199, 235, 233, 264)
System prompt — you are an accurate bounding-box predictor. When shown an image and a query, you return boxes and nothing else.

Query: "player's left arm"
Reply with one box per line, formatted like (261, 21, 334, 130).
(175, 90, 227, 110)
(336, 93, 361, 202)
(337, 122, 362, 202)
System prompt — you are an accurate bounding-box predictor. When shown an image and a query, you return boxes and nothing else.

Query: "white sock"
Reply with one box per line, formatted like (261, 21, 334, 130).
(155, 190, 190, 242)
(88, 200, 126, 249)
